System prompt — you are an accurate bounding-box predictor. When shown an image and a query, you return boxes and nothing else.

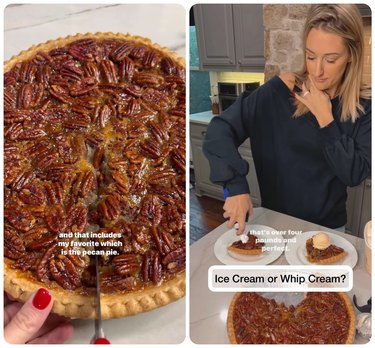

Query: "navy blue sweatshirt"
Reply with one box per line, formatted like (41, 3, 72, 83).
(203, 76, 371, 228)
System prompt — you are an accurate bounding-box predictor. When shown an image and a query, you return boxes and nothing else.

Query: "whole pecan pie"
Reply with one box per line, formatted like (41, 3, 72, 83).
(227, 292, 355, 344)
(4, 32, 186, 319)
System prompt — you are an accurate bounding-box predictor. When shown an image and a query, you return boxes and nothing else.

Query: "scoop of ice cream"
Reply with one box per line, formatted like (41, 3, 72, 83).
(312, 232, 331, 250)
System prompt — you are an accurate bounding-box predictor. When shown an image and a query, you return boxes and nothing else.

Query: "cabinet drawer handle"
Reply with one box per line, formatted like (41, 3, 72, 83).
(201, 131, 207, 137)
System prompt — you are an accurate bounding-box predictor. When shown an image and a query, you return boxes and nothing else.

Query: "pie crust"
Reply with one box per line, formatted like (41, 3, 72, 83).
(227, 292, 356, 344)
(305, 237, 348, 264)
(4, 32, 186, 319)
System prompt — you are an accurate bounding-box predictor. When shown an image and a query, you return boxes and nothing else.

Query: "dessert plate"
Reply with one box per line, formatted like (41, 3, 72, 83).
(214, 224, 285, 265)
(285, 231, 358, 268)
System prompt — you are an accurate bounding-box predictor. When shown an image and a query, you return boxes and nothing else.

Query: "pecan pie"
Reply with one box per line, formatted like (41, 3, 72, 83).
(306, 237, 347, 264)
(227, 233, 265, 257)
(4, 32, 186, 319)
(227, 292, 355, 344)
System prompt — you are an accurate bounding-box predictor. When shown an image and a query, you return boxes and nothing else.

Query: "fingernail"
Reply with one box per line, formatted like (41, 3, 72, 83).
(291, 91, 296, 97)
(32, 288, 52, 310)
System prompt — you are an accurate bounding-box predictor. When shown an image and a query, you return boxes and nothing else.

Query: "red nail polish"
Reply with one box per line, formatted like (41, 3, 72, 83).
(93, 338, 110, 344)
(32, 288, 51, 310)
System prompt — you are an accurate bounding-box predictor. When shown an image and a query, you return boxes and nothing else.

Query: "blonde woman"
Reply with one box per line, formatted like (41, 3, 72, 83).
(203, 4, 371, 234)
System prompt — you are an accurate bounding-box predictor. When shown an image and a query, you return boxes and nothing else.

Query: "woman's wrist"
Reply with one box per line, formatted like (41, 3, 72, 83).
(316, 113, 334, 128)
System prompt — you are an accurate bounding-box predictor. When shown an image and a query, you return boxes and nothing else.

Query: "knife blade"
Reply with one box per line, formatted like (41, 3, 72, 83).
(91, 255, 110, 344)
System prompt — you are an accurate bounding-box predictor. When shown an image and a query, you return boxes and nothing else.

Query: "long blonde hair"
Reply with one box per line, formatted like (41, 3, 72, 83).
(294, 4, 371, 122)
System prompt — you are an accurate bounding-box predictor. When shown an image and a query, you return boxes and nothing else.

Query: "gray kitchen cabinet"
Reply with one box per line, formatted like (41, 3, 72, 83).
(190, 120, 261, 206)
(193, 4, 264, 72)
(345, 178, 371, 237)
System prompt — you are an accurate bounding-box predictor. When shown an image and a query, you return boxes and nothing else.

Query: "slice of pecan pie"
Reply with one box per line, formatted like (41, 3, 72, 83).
(306, 236, 347, 264)
(227, 233, 265, 257)
(4, 32, 186, 319)
(227, 292, 355, 344)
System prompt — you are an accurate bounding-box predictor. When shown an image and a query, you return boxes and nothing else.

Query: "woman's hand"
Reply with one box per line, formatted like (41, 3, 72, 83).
(4, 289, 73, 344)
(294, 76, 334, 128)
(223, 193, 253, 235)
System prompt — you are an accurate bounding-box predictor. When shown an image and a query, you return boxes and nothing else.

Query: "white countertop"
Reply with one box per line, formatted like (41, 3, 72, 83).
(4, 4, 185, 344)
(4, 4, 185, 61)
(190, 110, 215, 125)
(190, 207, 371, 344)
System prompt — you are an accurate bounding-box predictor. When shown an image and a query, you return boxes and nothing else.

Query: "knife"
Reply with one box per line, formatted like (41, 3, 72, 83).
(91, 255, 110, 344)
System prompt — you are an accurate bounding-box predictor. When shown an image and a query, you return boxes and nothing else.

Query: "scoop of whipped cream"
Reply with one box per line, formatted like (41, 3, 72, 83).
(240, 233, 249, 244)
(312, 232, 330, 250)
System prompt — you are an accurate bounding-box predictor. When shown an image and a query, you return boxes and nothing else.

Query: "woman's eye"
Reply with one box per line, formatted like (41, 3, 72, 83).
(326, 59, 336, 64)
(307, 56, 315, 61)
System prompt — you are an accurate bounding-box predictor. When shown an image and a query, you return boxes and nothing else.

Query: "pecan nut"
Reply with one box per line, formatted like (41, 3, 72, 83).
(4, 228, 26, 259)
(46, 205, 67, 233)
(100, 274, 136, 293)
(5, 205, 36, 232)
(50, 255, 82, 290)
(98, 194, 121, 221)
(141, 252, 162, 285)
(113, 254, 140, 276)
(162, 246, 186, 273)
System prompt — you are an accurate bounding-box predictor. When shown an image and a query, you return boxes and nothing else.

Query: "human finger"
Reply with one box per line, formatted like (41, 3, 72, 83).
(300, 82, 310, 97)
(293, 91, 306, 104)
(223, 210, 230, 219)
(27, 322, 73, 344)
(4, 302, 23, 326)
(26, 314, 71, 342)
(308, 75, 322, 94)
(4, 293, 14, 307)
(227, 214, 237, 229)
(4, 288, 53, 344)
(236, 218, 246, 236)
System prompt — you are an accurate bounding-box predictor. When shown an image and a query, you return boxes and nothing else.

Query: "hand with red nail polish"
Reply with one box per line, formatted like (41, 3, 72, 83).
(4, 289, 74, 344)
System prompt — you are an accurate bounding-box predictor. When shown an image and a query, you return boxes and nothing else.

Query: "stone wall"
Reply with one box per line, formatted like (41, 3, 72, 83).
(263, 4, 310, 82)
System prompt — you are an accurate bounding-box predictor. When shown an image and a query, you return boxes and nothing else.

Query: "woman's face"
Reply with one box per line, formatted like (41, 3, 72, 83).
(305, 28, 351, 97)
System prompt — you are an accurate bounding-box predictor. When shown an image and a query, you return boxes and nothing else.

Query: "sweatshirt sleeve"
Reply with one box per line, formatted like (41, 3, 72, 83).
(202, 92, 255, 196)
(319, 101, 371, 187)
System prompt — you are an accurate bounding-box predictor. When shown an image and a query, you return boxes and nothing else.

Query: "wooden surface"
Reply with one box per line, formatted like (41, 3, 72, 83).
(189, 188, 226, 244)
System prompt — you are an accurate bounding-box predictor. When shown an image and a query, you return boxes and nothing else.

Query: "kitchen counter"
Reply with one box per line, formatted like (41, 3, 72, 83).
(190, 207, 371, 344)
(190, 110, 215, 125)
(4, 4, 185, 61)
(4, 4, 185, 345)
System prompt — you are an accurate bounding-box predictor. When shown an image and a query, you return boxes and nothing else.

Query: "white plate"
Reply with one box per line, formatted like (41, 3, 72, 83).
(285, 230, 358, 268)
(214, 224, 285, 265)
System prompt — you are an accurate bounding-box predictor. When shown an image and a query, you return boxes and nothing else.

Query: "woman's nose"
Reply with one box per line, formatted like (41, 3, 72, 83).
(314, 59, 324, 76)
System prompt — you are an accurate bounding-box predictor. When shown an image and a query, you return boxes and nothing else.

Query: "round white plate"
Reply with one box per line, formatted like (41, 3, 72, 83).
(285, 230, 358, 268)
(214, 224, 285, 265)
